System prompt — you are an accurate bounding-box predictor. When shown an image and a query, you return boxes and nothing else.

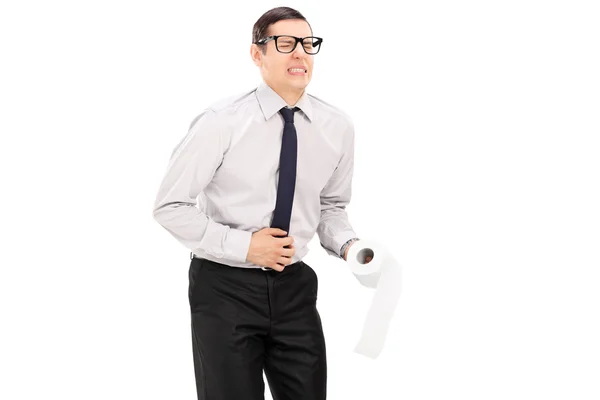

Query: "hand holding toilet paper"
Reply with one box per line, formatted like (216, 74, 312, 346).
(346, 239, 402, 359)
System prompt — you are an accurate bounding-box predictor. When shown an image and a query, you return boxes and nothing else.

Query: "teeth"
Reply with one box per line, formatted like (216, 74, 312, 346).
(289, 68, 305, 73)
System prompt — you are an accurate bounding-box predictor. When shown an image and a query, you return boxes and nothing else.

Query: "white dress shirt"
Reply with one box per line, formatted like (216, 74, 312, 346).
(152, 80, 358, 268)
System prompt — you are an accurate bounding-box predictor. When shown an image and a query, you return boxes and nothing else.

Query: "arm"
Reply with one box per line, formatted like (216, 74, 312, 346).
(316, 121, 359, 260)
(152, 109, 252, 262)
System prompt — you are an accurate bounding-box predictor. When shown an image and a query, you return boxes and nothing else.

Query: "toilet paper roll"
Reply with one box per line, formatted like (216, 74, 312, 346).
(346, 239, 402, 359)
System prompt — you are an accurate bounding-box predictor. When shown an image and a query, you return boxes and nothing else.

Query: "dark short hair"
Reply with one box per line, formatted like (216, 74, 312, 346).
(252, 6, 313, 54)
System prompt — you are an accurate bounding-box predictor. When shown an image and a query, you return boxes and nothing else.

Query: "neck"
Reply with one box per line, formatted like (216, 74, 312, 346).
(267, 81, 304, 107)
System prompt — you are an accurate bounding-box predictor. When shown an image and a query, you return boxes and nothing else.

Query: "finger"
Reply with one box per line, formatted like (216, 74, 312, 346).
(278, 256, 292, 266)
(270, 228, 287, 236)
(280, 236, 294, 246)
(266, 228, 287, 236)
(281, 247, 295, 257)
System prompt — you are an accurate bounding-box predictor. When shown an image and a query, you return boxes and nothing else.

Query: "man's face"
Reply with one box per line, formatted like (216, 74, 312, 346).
(251, 19, 315, 94)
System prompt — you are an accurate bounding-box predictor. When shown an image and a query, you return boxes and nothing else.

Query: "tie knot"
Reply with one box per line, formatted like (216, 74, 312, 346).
(279, 107, 299, 123)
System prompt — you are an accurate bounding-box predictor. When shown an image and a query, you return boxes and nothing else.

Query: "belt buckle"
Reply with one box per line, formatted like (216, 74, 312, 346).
(261, 266, 272, 271)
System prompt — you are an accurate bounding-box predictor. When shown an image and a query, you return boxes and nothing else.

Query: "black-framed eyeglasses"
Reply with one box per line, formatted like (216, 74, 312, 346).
(254, 35, 323, 55)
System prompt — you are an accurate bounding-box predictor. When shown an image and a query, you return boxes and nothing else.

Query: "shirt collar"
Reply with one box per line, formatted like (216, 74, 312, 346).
(255, 81, 313, 123)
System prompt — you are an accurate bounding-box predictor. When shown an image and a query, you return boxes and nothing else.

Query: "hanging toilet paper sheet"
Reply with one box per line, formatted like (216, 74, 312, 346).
(346, 239, 402, 359)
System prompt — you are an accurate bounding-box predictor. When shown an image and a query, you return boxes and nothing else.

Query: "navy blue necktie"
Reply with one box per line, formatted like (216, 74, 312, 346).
(270, 106, 300, 237)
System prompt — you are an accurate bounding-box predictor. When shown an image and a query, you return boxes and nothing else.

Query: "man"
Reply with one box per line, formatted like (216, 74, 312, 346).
(153, 6, 367, 399)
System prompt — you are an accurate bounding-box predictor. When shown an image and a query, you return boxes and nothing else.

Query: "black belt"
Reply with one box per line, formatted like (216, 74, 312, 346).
(190, 252, 279, 271)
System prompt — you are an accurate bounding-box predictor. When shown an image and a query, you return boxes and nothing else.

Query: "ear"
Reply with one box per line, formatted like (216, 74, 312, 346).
(250, 44, 263, 67)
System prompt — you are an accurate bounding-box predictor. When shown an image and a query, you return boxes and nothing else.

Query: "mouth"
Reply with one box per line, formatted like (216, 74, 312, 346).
(287, 67, 307, 76)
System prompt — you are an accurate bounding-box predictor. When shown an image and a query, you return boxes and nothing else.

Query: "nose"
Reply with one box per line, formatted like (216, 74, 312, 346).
(292, 42, 306, 58)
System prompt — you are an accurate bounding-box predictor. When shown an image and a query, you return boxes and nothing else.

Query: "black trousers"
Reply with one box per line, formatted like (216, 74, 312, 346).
(188, 257, 327, 400)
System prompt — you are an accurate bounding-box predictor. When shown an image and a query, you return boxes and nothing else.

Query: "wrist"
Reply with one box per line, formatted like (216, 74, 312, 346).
(341, 237, 360, 260)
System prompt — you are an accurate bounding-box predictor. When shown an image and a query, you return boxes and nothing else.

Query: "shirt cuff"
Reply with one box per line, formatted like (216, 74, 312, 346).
(200, 220, 253, 263)
(222, 228, 253, 263)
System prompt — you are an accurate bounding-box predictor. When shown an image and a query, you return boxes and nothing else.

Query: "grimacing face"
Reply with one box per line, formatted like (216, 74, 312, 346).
(251, 19, 314, 96)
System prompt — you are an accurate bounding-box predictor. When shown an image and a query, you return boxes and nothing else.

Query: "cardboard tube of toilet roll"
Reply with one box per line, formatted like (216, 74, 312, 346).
(346, 239, 402, 359)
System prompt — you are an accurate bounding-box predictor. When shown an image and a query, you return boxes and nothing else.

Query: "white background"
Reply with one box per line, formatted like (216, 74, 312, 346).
(1, 0, 599, 399)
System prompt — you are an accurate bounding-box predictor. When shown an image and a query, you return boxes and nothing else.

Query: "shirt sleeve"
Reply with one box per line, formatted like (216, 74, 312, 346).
(316, 120, 359, 259)
(152, 109, 252, 262)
